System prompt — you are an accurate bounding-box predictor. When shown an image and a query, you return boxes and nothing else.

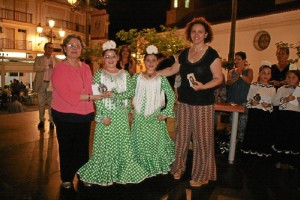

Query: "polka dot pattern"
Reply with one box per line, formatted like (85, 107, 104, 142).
(77, 70, 149, 186)
(131, 74, 176, 176)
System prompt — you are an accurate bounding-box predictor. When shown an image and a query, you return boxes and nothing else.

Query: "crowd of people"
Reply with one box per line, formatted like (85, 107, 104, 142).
(2, 16, 299, 193)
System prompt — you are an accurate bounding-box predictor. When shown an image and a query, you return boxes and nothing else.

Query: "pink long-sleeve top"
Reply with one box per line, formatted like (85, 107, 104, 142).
(51, 61, 94, 115)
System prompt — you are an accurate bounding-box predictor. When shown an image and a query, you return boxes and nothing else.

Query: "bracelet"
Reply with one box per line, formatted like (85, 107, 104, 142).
(88, 94, 90, 102)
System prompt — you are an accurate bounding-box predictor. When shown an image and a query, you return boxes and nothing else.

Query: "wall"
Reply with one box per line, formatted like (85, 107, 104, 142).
(176, 9, 300, 81)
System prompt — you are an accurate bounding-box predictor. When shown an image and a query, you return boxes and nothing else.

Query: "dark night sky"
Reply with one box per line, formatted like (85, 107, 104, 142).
(105, 0, 171, 43)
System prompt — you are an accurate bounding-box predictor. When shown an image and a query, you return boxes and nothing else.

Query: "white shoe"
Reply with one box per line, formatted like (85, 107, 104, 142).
(61, 182, 72, 189)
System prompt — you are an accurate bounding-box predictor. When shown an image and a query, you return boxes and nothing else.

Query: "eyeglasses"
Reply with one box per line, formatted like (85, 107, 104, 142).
(104, 55, 116, 59)
(66, 43, 82, 49)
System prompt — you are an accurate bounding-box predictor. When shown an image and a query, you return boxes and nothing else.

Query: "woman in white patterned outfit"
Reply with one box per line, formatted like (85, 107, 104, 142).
(159, 17, 223, 187)
(77, 40, 148, 186)
(131, 45, 176, 177)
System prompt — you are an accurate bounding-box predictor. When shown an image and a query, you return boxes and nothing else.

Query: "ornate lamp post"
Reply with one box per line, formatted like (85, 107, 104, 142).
(48, 19, 55, 43)
(37, 19, 65, 43)
(67, 0, 109, 47)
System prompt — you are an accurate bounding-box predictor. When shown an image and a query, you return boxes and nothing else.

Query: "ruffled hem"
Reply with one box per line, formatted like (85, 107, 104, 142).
(137, 157, 175, 177)
(77, 175, 148, 187)
(272, 145, 300, 155)
(240, 149, 272, 157)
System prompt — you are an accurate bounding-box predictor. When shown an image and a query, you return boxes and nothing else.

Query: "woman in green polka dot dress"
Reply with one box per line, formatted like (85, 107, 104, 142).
(131, 45, 176, 177)
(77, 40, 149, 186)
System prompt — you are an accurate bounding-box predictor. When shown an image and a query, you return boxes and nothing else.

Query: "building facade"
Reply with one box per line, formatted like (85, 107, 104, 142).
(166, 0, 300, 81)
(0, 0, 109, 87)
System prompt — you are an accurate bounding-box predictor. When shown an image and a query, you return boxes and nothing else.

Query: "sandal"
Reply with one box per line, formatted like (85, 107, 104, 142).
(189, 180, 208, 187)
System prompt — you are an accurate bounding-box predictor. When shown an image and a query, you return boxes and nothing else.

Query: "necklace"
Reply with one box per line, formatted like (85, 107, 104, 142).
(193, 45, 207, 53)
(144, 71, 156, 78)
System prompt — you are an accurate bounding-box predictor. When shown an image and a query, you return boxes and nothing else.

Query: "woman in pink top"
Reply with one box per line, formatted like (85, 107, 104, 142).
(51, 34, 111, 191)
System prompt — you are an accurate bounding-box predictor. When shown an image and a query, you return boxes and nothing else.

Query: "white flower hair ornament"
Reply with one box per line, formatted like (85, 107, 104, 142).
(102, 40, 117, 51)
(146, 45, 158, 54)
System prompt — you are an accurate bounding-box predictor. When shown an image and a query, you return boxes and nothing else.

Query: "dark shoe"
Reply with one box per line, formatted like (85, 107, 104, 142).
(50, 122, 55, 130)
(38, 121, 44, 129)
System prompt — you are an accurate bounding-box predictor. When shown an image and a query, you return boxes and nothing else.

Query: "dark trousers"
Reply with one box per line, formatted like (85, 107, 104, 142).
(54, 119, 91, 182)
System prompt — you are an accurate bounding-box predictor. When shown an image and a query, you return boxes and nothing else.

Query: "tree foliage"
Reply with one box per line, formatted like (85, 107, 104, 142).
(116, 25, 187, 57)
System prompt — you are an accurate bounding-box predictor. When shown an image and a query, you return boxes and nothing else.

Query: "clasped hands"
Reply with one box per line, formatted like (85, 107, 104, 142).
(251, 99, 270, 108)
(283, 95, 300, 103)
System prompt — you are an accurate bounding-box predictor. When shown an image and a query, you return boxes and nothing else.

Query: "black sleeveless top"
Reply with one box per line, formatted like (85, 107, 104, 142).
(178, 46, 219, 106)
(116, 61, 130, 71)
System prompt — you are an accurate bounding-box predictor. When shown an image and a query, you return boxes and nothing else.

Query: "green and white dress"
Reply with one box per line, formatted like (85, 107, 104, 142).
(77, 69, 149, 186)
(131, 73, 175, 177)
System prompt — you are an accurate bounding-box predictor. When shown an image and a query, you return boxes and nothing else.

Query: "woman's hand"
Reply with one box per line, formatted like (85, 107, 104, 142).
(157, 114, 167, 121)
(285, 95, 295, 102)
(251, 99, 259, 106)
(261, 102, 270, 108)
(191, 81, 205, 91)
(102, 91, 114, 98)
(102, 117, 111, 126)
(93, 92, 113, 101)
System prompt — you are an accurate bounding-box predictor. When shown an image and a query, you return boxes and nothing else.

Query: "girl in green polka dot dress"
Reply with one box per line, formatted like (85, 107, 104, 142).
(77, 40, 149, 186)
(131, 45, 176, 177)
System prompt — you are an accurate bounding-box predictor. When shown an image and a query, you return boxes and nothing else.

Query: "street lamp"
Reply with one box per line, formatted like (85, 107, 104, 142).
(37, 19, 65, 44)
(67, 0, 109, 46)
(59, 28, 66, 38)
(48, 19, 55, 43)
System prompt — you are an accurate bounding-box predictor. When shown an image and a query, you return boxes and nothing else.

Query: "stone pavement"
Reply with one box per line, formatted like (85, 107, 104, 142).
(0, 110, 299, 200)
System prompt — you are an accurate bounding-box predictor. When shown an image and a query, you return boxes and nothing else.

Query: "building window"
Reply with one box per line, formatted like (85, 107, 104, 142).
(174, 0, 178, 8)
(185, 0, 190, 8)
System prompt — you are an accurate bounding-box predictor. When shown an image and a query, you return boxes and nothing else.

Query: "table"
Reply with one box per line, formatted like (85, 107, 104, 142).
(214, 103, 245, 164)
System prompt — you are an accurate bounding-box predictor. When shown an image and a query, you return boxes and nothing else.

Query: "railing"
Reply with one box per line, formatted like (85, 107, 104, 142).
(0, 38, 32, 51)
(0, 8, 32, 23)
(46, 17, 85, 33)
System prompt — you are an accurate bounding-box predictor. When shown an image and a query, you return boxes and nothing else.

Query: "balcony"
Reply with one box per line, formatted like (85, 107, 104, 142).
(0, 8, 32, 23)
(46, 17, 85, 34)
(0, 38, 32, 51)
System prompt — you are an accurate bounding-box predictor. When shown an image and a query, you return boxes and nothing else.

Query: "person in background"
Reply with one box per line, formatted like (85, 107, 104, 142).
(33, 42, 60, 130)
(51, 34, 107, 191)
(159, 17, 223, 187)
(269, 46, 290, 90)
(77, 40, 148, 186)
(240, 64, 276, 158)
(117, 45, 136, 76)
(7, 94, 24, 113)
(226, 51, 253, 143)
(131, 45, 175, 177)
(272, 70, 300, 170)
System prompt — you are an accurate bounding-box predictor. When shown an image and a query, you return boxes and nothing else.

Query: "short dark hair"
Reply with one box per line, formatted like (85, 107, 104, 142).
(286, 70, 300, 80)
(185, 17, 213, 43)
(144, 53, 159, 61)
(277, 46, 289, 55)
(235, 51, 247, 60)
(61, 34, 84, 56)
(44, 42, 53, 50)
(259, 65, 271, 72)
